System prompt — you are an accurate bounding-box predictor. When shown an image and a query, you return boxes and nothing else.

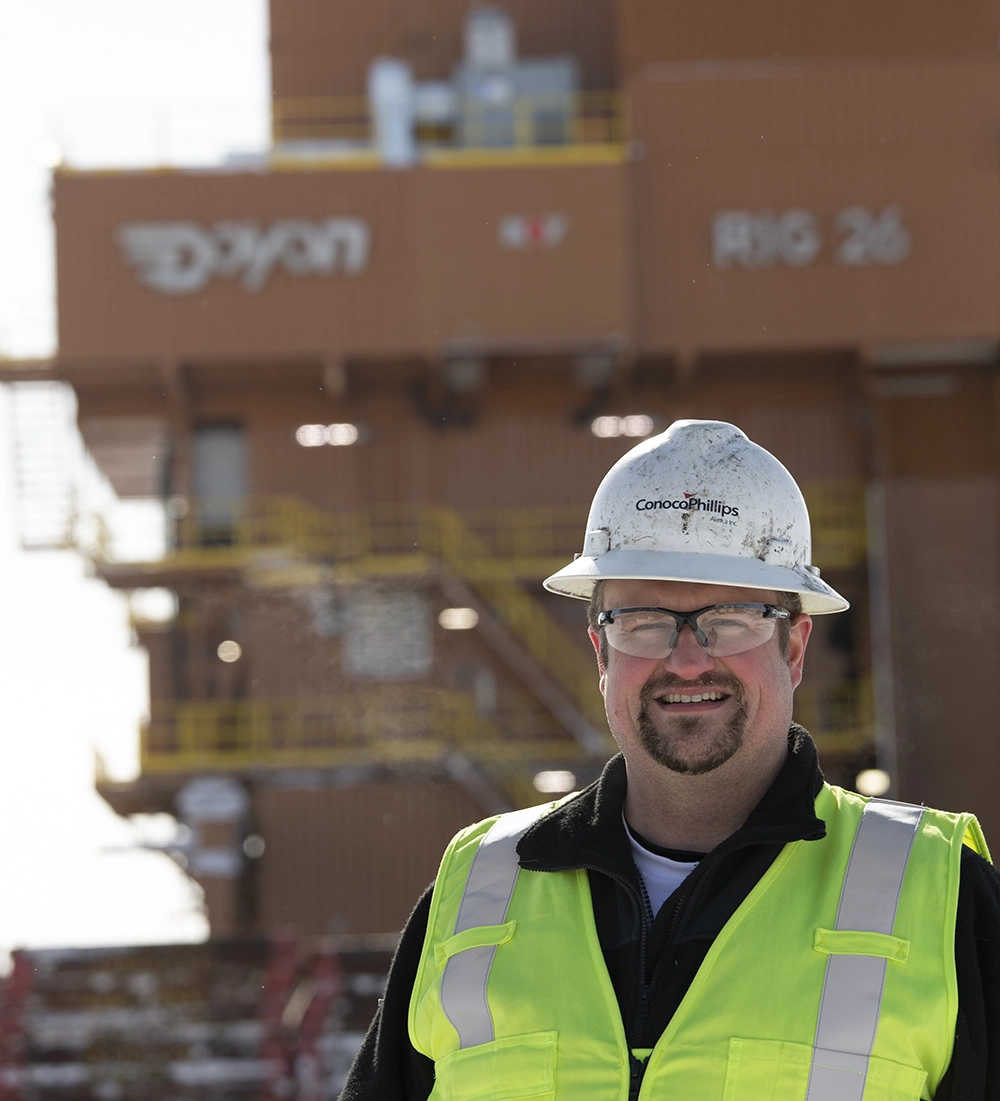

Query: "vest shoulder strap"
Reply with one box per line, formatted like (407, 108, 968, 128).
(440, 801, 559, 1048)
(807, 797, 924, 1101)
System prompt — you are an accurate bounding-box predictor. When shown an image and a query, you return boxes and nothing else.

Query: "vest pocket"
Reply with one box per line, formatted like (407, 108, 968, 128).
(724, 1038, 929, 1101)
(433, 1030, 557, 1101)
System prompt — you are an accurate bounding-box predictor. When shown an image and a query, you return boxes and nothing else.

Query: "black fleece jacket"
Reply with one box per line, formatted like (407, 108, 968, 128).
(341, 728, 1000, 1100)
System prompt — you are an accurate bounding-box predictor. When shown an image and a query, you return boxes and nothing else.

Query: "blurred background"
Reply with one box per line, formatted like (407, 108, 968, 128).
(1, 0, 999, 1095)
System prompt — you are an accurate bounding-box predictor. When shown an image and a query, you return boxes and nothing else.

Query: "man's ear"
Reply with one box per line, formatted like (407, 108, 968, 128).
(787, 614, 812, 689)
(588, 628, 607, 694)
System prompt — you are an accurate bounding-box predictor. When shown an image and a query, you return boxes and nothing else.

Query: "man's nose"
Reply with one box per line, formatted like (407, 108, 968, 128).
(663, 622, 715, 678)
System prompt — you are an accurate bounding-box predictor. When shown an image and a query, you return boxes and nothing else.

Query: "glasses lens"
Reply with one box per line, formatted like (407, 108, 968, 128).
(695, 605, 777, 656)
(603, 610, 677, 659)
(602, 605, 780, 659)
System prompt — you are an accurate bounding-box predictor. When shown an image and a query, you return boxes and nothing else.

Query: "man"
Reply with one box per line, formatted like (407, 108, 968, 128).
(342, 420, 999, 1100)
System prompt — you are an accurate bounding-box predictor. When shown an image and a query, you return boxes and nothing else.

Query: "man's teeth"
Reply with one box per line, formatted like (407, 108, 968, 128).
(664, 691, 725, 704)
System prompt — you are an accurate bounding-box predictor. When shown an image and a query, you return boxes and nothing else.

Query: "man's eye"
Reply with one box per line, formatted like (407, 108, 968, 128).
(622, 617, 669, 633)
(703, 618, 758, 637)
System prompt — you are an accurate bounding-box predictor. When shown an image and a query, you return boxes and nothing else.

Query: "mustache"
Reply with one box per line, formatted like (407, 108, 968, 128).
(639, 671, 743, 704)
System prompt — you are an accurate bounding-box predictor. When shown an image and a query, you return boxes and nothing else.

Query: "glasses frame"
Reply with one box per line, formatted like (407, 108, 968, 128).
(596, 602, 791, 657)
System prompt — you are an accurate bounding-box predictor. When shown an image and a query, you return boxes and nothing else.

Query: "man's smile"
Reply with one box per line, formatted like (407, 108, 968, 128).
(656, 688, 729, 708)
(645, 675, 739, 716)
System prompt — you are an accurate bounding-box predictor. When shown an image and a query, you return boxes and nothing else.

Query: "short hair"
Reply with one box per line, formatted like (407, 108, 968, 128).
(587, 580, 803, 668)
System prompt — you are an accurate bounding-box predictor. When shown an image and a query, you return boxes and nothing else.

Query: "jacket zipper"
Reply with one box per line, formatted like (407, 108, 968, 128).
(573, 863, 652, 1101)
(533, 859, 703, 1101)
(664, 873, 695, 948)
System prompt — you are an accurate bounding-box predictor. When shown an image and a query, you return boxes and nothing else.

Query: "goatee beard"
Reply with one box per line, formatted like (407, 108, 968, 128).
(636, 672, 748, 775)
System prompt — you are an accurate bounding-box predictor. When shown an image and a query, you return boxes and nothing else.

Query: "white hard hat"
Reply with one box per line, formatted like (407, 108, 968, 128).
(544, 419, 848, 614)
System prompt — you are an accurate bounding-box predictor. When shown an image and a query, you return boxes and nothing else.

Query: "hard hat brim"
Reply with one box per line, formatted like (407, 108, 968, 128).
(543, 550, 849, 615)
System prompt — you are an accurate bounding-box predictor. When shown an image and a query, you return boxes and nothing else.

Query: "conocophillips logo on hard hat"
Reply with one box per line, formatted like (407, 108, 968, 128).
(635, 492, 739, 520)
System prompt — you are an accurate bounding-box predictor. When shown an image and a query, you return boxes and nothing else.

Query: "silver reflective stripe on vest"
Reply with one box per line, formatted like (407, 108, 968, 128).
(440, 803, 556, 1048)
(806, 798, 925, 1101)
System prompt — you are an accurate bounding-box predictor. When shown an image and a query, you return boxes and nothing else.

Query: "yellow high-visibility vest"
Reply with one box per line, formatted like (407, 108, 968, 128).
(409, 784, 990, 1101)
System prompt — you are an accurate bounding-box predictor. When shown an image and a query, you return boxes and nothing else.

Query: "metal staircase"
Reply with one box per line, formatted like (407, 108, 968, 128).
(133, 498, 612, 797)
(6, 381, 79, 551)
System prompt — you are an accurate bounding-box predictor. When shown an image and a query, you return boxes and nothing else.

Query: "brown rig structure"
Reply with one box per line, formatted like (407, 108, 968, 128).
(4, 0, 1000, 1053)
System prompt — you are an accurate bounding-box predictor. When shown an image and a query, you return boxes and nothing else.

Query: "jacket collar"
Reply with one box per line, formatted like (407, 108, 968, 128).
(517, 724, 827, 875)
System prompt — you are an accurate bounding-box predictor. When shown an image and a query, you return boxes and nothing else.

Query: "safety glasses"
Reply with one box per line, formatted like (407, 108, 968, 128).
(596, 603, 791, 659)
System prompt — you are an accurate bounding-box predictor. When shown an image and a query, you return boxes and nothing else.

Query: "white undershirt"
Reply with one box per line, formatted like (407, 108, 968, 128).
(626, 820, 702, 917)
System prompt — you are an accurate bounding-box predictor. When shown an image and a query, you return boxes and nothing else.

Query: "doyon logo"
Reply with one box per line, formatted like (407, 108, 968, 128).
(117, 218, 371, 295)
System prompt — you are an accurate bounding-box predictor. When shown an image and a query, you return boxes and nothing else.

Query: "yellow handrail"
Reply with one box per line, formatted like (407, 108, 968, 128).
(793, 677, 874, 753)
(141, 671, 873, 783)
(143, 687, 574, 774)
(166, 487, 866, 570)
(271, 90, 625, 150)
(170, 499, 585, 566)
(802, 480, 867, 570)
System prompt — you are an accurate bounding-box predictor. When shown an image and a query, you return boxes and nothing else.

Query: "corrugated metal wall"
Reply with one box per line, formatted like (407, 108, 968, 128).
(668, 356, 867, 480)
(617, 0, 1000, 74)
(869, 367, 1000, 840)
(55, 170, 420, 360)
(74, 353, 869, 512)
(254, 779, 484, 933)
(629, 57, 1000, 354)
(55, 164, 631, 362)
(883, 477, 1000, 841)
(246, 377, 641, 510)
